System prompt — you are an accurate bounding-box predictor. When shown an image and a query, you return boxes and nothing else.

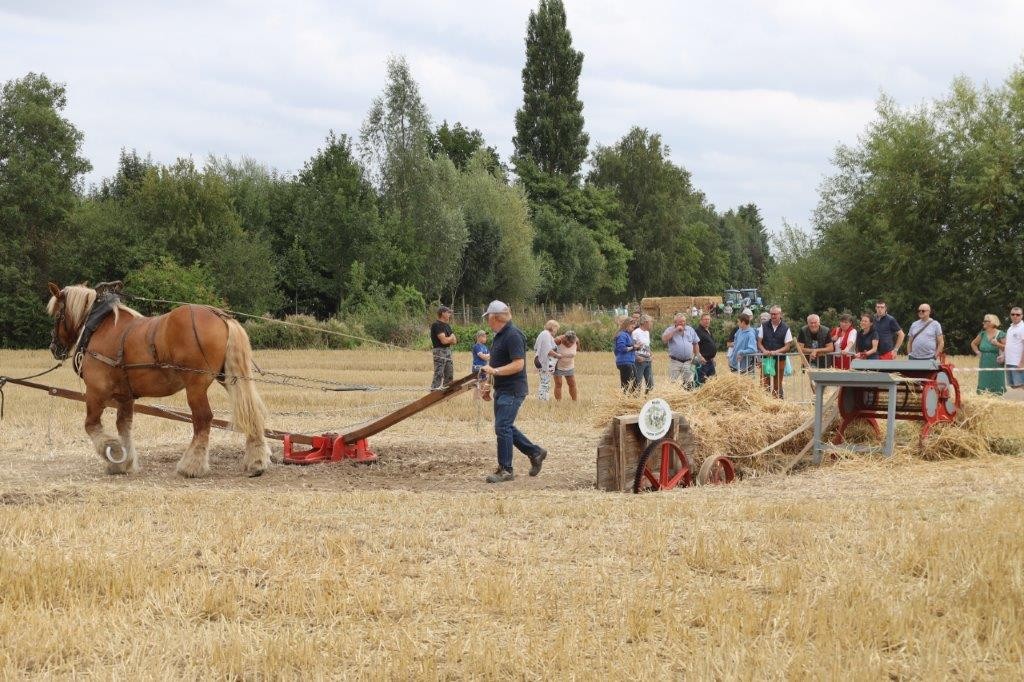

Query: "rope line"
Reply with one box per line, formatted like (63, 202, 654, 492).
(0, 363, 63, 419)
(125, 295, 419, 352)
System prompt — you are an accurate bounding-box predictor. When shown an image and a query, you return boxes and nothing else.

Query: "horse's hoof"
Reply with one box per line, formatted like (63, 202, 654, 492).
(248, 468, 265, 478)
(175, 461, 209, 478)
(101, 441, 130, 474)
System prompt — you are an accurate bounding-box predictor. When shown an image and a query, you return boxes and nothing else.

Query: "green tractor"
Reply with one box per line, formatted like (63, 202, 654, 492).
(723, 288, 763, 314)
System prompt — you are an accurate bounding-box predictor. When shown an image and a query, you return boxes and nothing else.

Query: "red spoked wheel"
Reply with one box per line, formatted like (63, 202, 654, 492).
(633, 438, 692, 493)
(697, 455, 736, 485)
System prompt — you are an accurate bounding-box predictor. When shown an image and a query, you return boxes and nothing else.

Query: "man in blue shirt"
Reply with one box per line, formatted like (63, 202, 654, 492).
(479, 300, 547, 483)
(873, 300, 905, 360)
(660, 313, 700, 386)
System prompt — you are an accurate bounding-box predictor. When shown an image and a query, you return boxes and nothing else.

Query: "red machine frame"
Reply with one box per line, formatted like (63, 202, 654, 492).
(835, 361, 961, 442)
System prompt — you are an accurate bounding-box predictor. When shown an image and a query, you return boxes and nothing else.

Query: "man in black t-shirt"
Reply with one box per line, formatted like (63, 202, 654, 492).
(694, 313, 718, 383)
(797, 314, 834, 369)
(429, 306, 457, 390)
(479, 300, 546, 483)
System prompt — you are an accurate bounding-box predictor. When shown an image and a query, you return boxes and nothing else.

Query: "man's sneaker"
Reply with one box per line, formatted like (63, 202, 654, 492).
(528, 449, 547, 477)
(486, 468, 514, 483)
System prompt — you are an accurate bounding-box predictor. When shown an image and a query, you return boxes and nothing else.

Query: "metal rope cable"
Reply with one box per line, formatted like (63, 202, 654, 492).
(125, 295, 419, 352)
(152, 397, 415, 419)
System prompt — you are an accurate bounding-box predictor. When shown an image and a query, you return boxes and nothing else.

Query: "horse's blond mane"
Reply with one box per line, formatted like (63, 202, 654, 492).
(47, 285, 143, 350)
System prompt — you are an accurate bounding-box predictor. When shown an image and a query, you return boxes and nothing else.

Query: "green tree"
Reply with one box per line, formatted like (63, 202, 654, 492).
(96, 148, 155, 201)
(292, 132, 382, 315)
(124, 256, 225, 316)
(129, 158, 243, 266)
(532, 204, 605, 302)
(0, 73, 91, 347)
(513, 0, 588, 181)
(782, 66, 1024, 350)
(736, 203, 774, 285)
(455, 151, 539, 303)
(430, 120, 502, 174)
(359, 56, 467, 301)
(207, 232, 283, 314)
(518, 162, 631, 301)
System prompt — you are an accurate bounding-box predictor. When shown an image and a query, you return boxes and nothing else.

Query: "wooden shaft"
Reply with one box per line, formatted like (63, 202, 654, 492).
(342, 373, 478, 443)
(2, 377, 313, 445)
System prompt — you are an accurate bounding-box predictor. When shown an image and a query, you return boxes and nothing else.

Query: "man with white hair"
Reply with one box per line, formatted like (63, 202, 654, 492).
(797, 314, 834, 370)
(661, 312, 700, 386)
(479, 301, 547, 483)
(757, 305, 793, 398)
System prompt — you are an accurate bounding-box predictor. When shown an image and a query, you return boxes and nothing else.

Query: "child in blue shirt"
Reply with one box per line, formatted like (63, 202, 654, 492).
(472, 330, 490, 371)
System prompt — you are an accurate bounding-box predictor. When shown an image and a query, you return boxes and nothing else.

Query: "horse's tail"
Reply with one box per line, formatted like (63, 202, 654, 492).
(223, 318, 268, 440)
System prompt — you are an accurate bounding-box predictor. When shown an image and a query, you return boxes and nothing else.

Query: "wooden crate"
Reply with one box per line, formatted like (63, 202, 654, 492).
(595, 412, 698, 492)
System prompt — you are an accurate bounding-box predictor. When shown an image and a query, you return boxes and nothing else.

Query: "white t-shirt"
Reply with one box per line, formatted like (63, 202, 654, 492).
(835, 328, 858, 354)
(1006, 321, 1024, 367)
(632, 328, 651, 360)
(534, 330, 557, 372)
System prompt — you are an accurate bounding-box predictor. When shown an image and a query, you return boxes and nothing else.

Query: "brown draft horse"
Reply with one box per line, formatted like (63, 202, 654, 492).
(46, 282, 271, 477)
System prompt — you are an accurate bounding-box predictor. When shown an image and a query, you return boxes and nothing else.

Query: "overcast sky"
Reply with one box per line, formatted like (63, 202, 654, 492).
(2, 0, 1022, 233)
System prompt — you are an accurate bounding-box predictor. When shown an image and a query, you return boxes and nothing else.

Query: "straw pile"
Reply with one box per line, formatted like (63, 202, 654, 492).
(596, 374, 1024, 472)
(594, 373, 813, 474)
(899, 395, 1024, 460)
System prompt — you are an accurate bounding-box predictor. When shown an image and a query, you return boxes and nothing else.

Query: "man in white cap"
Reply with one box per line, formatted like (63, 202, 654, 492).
(479, 300, 547, 483)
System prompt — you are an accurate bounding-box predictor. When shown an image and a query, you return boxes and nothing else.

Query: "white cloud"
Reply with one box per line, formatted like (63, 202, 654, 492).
(2, 0, 1022, 232)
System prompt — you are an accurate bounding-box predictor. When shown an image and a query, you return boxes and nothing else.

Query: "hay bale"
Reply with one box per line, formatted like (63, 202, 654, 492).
(594, 373, 812, 474)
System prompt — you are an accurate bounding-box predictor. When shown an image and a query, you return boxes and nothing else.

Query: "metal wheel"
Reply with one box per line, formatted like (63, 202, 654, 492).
(935, 371, 960, 416)
(697, 455, 736, 485)
(633, 438, 692, 493)
(922, 384, 939, 420)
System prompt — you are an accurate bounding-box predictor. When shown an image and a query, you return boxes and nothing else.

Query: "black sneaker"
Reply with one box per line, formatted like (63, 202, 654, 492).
(528, 449, 547, 477)
(486, 468, 514, 483)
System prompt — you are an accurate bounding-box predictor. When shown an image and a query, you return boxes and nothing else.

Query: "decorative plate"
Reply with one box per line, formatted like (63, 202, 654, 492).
(638, 398, 672, 441)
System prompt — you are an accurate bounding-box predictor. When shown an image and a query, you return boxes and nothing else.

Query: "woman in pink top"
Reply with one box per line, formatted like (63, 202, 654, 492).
(553, 331, 579, 401)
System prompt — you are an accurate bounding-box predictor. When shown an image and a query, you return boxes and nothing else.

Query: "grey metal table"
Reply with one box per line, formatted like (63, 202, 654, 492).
(808, 370, 901, 463)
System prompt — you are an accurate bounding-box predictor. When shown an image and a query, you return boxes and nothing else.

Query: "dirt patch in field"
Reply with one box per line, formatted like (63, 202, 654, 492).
(3, 426, 600, 495)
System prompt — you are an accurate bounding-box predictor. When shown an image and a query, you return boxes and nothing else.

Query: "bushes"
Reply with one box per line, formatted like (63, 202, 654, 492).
(243, 315, 364, 350)
(125, 257, 224, 316)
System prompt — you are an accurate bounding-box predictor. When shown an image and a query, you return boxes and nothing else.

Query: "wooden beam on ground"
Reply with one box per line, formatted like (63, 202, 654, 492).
(342, 373, 478, 443)
(783, 392, 840, 473)
(1, 377, 314, 445)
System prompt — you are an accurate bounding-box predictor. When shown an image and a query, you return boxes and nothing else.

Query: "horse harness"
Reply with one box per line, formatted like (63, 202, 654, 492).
(75, 294, 228, 399)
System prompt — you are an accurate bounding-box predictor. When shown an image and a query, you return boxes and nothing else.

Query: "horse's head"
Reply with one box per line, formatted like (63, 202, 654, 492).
(47, 282, 72, 360)
(46, 281, 96, 361)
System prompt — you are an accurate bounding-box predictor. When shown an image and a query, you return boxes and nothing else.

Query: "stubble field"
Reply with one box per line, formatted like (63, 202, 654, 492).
(1, 348, 1023, 679)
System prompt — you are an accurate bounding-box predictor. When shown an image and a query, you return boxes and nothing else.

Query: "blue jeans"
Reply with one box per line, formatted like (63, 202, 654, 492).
(697, 358, 716, 383)
(634, 360, 653, 393)
(493, 392, 541, 472)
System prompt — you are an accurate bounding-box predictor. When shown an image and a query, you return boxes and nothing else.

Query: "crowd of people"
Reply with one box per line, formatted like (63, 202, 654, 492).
(428, 301, 1024, 484)
(605, 300, 1024, 399)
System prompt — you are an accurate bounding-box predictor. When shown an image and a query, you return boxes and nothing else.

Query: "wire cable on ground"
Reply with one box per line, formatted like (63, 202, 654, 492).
(126, 295, 419, 352)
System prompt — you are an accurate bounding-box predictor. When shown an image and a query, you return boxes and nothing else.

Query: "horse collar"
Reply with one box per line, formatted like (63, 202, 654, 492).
(73, 293, 122, 376)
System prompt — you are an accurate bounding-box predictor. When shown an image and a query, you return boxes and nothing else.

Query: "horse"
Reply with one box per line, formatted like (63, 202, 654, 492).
(46, 281, 272, 478)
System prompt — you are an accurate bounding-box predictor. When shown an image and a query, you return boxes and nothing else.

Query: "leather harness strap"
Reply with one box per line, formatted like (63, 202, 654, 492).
(76, 300, 232, 395)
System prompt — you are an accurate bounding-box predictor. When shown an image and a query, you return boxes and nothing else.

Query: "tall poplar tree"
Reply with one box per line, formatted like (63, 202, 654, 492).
(513, 0, 588, 181)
